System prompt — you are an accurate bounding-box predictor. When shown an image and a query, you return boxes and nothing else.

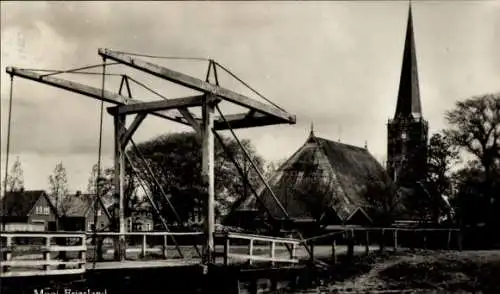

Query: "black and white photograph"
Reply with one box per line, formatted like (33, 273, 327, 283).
(1, 0, 499, 293)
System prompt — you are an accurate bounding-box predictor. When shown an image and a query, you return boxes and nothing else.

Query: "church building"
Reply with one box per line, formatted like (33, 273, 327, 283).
(387, 6, 429, 188)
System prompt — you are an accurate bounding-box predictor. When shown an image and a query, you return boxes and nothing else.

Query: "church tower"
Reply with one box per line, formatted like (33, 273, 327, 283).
(387, 5, 429, 187)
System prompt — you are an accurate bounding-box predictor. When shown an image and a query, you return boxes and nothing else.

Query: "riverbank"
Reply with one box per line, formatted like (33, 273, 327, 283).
(310, 249, 500, 293)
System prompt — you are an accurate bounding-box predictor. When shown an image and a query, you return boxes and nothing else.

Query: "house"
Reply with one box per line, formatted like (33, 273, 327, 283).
(60, 192, 113, 232)
(0, 190, 59, 231)
(226, 129, 391, 234)
(127, 211, 154, 232)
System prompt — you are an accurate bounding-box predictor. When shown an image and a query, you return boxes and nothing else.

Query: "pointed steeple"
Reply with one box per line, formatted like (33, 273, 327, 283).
(394, 3, 422, 119)
(309, 121, 315, 138)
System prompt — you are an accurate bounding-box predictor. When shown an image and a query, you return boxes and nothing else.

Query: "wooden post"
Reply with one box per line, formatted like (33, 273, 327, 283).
(331, 240, 337, 264)
(44, 236, 51, 271)
(114, 113, 127, 261)
(202, 95, 215, 265)
(379, 229, 385, 252)
(270, 241, 276, 266)
(141, 234, 147, 258)
(162, 235, 168, 259)
(457, 230, 463, 251)
(410, 230, 415, 251)
(290, 243, 296, 260)
(223, 235, 230, 266)
(347, 230, 354, 260)
(3, 236, 12, 272)
(97, 236, 104, 261)
(248, 239, 254, 265)
(365, 230, 369, 255)
(310, 243, 315, 263)
(447, 230, 451, 250)
(394, 229, 398, 252)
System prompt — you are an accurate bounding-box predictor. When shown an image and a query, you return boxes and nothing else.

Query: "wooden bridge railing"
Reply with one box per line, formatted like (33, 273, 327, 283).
(86, 231, 204, 260)
(0, 232, 86, 277)
(222, 232, 300, 266)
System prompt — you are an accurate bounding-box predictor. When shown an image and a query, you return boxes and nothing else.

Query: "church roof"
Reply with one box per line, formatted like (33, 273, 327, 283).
(232, 133, 390, 223)
(395, 5, 422, 119)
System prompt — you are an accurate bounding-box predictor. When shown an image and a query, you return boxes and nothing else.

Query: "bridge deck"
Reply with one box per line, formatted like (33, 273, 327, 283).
(87, 259, 201, 270)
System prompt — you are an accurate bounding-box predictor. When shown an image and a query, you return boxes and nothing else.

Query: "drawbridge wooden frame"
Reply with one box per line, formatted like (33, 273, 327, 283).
(5, 48, 296, 264)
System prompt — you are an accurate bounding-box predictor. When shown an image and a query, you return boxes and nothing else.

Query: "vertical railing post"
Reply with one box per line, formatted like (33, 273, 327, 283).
(162, 234, 168, 259)
(331, 239, 337, 264)
(270, 241, 276, 266)
(141, 234, 147, 258)
(3, 236, 13, 272)
(379, 229, 385, 252)
(394, 229, 398, 252)
(447, 230, 451, 250)
(223, 234, 230, 266)
(79, 235, 86, 269)
(309, 243, 315, 263)
(248, 239, 254, 265)
(44, 236, 51, 271)
(290, 243, 296, 260)
(457, 229, 463, 251)
(365, 230, 370, 255)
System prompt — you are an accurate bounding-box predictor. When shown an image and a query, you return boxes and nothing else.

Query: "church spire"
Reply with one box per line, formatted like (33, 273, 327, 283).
(309, 121, 315, 138)
(394, 3, 422, 119)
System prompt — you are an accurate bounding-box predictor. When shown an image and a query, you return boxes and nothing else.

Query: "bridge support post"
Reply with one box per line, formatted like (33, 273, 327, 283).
(202, 95, 216, 265)
(113, 113, 127, 261)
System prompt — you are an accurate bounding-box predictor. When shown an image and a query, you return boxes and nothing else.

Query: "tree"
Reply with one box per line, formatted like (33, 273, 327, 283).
(128, 132, 265, 226)
(48, 162, 69, 215)
(445, 93, 500, 186)
(363, 176, 402, 225)
(5, 156, 24, 193)
(86, 164, 138, 221)
(445, 94, 500, 230)
(264, 157, 287, 180)
(424, 132, 460, 221)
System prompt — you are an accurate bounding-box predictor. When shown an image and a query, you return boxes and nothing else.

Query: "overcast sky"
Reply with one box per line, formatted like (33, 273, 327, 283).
(1, 1, 499, 193)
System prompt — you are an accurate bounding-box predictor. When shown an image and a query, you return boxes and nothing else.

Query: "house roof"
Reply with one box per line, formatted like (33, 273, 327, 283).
(231, 134, 390, 223)
(0, 190, 56, 217)
(61, 193, 113, 220)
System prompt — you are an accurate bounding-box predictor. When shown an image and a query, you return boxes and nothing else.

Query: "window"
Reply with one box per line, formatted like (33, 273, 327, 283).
(145, 223, 151, 231)
(36, 206, 50, 215)
(88, 223, 95, 232)
(96, 209, 102, 217)
(100, 222, 105, 229)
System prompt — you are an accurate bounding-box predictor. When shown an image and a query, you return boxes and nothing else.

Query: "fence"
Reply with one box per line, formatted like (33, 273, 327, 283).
(0, 232, 86, 277)
(222, 232, 301, 266)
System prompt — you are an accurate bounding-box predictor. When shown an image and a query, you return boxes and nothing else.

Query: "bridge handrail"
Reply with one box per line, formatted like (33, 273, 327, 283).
(226, 232, 300, 245)
(0, 232, 87, 278)
(303, 226, 462, 243)
(84, 231, 203, 237)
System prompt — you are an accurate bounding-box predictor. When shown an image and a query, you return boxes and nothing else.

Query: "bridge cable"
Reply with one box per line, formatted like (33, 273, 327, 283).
(39, 62, 119, 78)
(92, 58, 107, 270)
(23, 68, 122, 77)
(2, 75, 14, 223)
(213, 62, 285, 111)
